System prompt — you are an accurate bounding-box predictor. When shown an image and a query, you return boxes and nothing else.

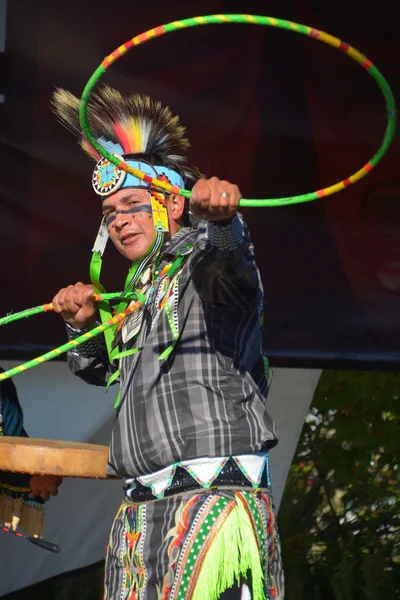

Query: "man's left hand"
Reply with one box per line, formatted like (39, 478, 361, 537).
(29, 474, 63, 502)
(190, 177, 241, 222)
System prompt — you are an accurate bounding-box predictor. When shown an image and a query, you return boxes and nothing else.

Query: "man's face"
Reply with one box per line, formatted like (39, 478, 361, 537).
(102, 188, 156, 262)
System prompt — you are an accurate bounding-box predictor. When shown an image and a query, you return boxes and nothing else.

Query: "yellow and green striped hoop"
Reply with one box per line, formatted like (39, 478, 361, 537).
(80, 14, 397, 207)
(0, 299, 144, 382)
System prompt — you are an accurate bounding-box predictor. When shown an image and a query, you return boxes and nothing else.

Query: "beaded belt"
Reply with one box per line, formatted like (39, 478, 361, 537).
(124, 453, 271, 502)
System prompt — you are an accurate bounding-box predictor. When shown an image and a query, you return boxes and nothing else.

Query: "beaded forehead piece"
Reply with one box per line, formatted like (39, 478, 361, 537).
(0, 13, 397, 383)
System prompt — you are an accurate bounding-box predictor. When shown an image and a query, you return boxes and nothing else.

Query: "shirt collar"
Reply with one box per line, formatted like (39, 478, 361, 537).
(161, 227, 196, 258)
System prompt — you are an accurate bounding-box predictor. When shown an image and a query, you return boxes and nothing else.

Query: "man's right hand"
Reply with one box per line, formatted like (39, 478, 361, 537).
(52, 282, 96, 329)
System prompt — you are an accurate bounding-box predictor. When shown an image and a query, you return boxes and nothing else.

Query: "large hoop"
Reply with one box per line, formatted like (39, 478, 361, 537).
(79, 14, 396, 207)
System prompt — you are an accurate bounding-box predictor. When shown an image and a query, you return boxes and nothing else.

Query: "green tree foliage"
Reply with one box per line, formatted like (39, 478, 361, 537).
(278, 370, 400, 600)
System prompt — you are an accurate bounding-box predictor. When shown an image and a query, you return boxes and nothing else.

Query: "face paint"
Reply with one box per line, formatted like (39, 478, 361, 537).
(104, 204, 153, 227)
(101, 188, 160, 262)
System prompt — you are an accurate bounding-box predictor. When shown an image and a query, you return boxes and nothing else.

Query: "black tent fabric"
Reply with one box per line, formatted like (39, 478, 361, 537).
(1, 0, 399, 368)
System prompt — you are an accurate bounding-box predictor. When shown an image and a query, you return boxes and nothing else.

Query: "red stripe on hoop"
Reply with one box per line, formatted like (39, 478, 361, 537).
(317, 189, 326, 198)
(102, 57, 111, 68)
(154, 25, 165, 37)
(339, 41, 349, 52)
(142, 173, 153, 184)
(343, 178, 351, 187)
(310, 29, 321, 39)
(363, 59, 373, 70)
(112, 49, 121, 60)
(137, 31, 149, 44)
(364, 162, 373, 172)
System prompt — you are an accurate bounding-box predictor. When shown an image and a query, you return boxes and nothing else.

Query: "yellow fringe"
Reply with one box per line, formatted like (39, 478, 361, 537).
(0, 493, 45, 538)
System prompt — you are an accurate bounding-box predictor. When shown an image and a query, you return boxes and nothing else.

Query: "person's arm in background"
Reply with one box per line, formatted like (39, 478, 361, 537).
(0, 369, 62, 501)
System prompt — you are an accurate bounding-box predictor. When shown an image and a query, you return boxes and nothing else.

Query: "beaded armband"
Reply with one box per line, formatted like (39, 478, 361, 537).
(206, 214, 244, 251)
(65, 322, 106, 358)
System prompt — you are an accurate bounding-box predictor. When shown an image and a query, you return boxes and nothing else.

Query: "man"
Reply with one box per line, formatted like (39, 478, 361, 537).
(0, 367, 62, 537)
(51, 86, 284, 599)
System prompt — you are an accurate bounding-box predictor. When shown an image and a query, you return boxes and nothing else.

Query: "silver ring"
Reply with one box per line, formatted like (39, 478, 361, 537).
(220, 192, 230, 198)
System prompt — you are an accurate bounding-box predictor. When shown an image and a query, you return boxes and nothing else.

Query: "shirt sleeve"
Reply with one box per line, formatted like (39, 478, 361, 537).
(189, 213, 262, 310)
(0, 376, 32, 489)
(0, 377, 26, 437)
(65, 323, 118, 387)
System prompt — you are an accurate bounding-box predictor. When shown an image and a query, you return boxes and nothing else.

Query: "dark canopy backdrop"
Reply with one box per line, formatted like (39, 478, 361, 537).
(0, 0, 399, 368)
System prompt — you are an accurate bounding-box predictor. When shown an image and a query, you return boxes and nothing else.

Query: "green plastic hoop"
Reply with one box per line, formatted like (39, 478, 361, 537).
(79, 14, 396, 207)
(0, 297, 145, 382)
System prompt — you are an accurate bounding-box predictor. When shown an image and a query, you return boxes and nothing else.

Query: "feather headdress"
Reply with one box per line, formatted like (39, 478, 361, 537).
(51, 84, 201, 188)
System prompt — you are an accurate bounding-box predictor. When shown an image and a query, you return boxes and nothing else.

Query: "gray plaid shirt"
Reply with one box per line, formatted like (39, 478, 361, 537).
(67, 214, 278, 478)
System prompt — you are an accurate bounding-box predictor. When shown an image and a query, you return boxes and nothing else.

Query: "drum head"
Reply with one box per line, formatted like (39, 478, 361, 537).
(0, 437, 109, 478)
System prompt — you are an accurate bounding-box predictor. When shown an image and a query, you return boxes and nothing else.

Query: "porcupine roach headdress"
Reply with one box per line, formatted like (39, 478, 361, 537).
(51, 84, 201, 228)
(51, 85, 201, 359)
